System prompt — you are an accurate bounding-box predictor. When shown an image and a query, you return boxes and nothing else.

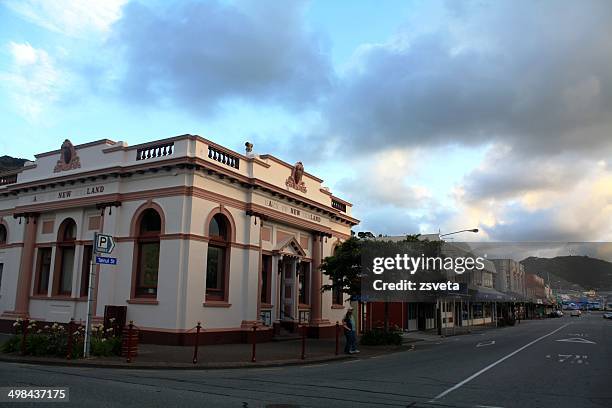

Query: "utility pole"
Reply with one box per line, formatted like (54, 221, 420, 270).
(83, 247, 98, 358)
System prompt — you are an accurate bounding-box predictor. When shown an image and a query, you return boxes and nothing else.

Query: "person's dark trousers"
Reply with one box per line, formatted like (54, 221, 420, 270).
(349, 331, 357, 351)
(344, 331, 352, 353)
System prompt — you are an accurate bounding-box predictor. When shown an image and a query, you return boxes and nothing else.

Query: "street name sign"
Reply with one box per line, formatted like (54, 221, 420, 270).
(94, 233, 115, 254)
(95, 256, 117, 265)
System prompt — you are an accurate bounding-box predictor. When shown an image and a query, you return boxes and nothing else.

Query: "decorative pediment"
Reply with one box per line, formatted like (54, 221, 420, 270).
(54, 139, 81, 173)
(275, 236, 307, 257)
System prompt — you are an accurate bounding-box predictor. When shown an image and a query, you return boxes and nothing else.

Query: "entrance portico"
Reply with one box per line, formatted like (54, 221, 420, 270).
(272, 237, 307, 331)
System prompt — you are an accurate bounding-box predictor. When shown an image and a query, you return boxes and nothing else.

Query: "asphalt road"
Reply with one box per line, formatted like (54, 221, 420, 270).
(0, 313, 610, 408)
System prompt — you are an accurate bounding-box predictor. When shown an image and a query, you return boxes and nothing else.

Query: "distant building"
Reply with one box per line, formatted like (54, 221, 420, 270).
(491, 259, 526, 298)
(525, 273, 547, 304)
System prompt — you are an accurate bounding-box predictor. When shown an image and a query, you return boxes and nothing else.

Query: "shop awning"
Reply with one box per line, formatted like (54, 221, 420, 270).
(469, 287, 512, 302)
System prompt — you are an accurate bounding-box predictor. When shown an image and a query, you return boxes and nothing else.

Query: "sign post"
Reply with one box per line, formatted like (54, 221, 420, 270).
(84, 233, 116, 358)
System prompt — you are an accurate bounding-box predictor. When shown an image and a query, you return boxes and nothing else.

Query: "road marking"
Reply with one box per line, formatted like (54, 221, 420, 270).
(555, 354, 589, 364)
(476, 340, 495, 347)
(431, 323, 570, 402)
(301, 363, 328, 369)
(556, 337, 596, 344)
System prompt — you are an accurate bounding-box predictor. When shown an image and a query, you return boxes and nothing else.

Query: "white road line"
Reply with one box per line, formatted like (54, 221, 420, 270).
(431, 323, 570, 402)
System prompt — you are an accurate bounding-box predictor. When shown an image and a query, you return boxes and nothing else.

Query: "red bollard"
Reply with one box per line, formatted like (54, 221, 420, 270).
(335, 321, 340, 355)
(192, 322, 201, 364)
(126, 321, 134, 363)
(301, 325, 306, 360)
(21, 318, 29, 356)
(251, 325, 257, 363)
(66, 319, 74, 360)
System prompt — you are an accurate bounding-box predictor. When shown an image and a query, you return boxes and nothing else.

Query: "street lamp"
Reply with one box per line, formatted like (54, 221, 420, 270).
(439, 228, 479, 238)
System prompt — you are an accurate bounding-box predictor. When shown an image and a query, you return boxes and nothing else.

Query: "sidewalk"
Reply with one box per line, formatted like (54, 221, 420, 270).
(400, 322, 505, 343)
(0, 336, 415, 370)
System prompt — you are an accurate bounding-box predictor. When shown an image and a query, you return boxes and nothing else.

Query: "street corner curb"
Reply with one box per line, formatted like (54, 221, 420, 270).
(0, 353, 355, 370)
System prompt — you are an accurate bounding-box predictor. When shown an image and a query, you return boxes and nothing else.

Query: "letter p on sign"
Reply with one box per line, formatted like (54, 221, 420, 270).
(94, 233, 115, 254)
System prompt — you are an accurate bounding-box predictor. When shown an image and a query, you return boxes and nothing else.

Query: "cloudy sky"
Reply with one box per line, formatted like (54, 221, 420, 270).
(1, 0, 611, 241)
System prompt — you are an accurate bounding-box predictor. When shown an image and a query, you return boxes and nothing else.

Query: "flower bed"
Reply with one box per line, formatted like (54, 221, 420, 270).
(1, 318, 122, 358)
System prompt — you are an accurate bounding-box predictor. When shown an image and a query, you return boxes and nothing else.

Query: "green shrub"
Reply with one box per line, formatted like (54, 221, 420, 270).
(91, 337, 121, 357)
(359, 329, 402, 346)
(26, 333, 49, 356)
(1, 335, 21, 353)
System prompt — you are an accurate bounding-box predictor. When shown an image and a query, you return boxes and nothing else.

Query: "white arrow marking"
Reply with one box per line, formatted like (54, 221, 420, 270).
(556, 338, 596, 344)
(476, 340, 496, 347)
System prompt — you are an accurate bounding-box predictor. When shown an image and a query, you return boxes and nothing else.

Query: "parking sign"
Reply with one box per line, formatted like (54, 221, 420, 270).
(94, 233, 115, 254)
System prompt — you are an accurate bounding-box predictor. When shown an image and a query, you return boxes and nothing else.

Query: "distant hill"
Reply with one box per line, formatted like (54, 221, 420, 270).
(521, 256, 612, 290)
(0, 155, 27, 172)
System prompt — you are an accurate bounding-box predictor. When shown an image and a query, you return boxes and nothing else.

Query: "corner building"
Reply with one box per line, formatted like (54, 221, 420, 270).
(0, 135, 358, 344)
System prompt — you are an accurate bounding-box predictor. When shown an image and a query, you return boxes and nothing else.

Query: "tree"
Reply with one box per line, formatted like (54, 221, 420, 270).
(321, 234, 442, 334)
(320, 235, 394, 333)
(321, 236, 362, 299)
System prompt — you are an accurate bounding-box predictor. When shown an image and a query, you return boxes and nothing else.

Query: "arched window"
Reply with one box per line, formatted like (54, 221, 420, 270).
(0, 224, 7, 245)
(206, 213, 230, 301)
(135, 209, 161, 297)
(53, 218, 77, 295)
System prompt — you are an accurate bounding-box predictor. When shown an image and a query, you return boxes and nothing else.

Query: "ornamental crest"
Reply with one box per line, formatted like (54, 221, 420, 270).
(54, 139, 81, 173)
(285, 161, 307, 193)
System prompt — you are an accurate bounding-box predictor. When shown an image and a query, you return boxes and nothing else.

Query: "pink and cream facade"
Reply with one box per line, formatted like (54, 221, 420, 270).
(0, 135, 358, 343)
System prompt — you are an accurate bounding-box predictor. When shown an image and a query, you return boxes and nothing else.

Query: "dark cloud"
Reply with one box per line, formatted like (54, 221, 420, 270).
(322, 0, 612, 158)
(480, 205, 585, 242)
(461, 150, 589, 201)
(108, 0, 333, 114)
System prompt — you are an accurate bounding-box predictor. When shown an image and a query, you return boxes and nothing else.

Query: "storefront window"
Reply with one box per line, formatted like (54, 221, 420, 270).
(473, 303, 484, 318)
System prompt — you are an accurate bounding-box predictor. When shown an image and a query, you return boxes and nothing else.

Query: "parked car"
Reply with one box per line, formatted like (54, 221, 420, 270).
(570, 309, 582, 317)
(603, 312, 612, 320)
(549, 310, 563, 318)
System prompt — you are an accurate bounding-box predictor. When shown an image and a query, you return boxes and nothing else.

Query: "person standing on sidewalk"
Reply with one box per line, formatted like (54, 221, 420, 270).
(343, 308, 360, 354)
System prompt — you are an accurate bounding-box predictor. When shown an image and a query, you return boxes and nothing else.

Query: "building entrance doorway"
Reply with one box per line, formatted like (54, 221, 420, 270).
(279, 257, 298, 323)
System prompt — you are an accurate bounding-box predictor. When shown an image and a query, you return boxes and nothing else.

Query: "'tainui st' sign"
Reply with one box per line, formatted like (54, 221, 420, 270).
(94, 233, 115, 254)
